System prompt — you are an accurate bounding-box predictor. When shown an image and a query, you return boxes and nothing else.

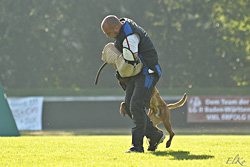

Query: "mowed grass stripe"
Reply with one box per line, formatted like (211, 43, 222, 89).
(0, 135, 249, 167)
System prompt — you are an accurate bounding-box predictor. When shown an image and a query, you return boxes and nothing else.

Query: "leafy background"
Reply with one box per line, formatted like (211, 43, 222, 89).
(0, 0, 249, 94)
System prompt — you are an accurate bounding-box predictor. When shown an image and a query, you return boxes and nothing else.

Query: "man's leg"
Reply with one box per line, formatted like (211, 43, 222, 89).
(124, 78, 134, 119)
(124, 77, 145, 152)
(129, 73, 163, 150)
(142, 73, 165, 151)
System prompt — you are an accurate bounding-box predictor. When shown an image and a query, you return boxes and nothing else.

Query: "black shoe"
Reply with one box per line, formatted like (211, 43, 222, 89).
(147, 133, 165, 151)
(125, 146, 144, 153)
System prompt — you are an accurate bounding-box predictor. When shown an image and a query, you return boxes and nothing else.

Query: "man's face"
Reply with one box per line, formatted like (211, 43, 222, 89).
(102, 24, 119, 39)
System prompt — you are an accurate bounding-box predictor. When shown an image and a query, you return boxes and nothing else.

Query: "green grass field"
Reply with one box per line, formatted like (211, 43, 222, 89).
(1, 135, 249, 167)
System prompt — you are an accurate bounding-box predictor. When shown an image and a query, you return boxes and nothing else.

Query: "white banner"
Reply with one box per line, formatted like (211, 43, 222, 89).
(187, 96, 250, 123)
(7, 97, 44, 130)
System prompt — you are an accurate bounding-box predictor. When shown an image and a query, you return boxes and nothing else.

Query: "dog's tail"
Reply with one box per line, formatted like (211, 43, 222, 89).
(167, 93, 187, 109)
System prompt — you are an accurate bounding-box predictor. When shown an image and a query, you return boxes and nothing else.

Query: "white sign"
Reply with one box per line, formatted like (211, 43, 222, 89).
(187, 96, 250, 123)
(7, 97, 44, 130)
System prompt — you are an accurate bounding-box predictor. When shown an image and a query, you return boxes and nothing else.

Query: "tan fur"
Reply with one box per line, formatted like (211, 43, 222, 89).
(120, 87, 187, 148)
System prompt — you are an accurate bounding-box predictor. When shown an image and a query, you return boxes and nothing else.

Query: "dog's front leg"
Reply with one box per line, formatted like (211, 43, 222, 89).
(120, 102, 132, 119)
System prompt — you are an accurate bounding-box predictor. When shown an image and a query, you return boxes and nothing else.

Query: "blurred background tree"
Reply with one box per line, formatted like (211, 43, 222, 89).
(0, 0, 249, 94)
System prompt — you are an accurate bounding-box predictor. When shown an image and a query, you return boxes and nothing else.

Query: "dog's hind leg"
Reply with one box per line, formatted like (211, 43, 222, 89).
(148, 110, 163, 133)
(161, 107, 175, 148)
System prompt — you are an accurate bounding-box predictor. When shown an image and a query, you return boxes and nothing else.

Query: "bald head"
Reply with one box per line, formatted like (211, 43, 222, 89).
(101, 15, 121, 29)
(101, 15, 122, 38)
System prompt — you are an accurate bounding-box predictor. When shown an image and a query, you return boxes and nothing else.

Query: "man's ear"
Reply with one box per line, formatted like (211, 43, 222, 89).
(114, 26, 119, 32)
(114, 25, 121, 32)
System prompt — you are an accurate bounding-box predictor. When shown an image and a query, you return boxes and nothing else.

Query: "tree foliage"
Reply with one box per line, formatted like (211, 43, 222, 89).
(0, 0, 249, 89)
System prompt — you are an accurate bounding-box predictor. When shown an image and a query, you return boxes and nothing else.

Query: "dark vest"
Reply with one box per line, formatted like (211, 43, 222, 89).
(114, 18, 161, 74)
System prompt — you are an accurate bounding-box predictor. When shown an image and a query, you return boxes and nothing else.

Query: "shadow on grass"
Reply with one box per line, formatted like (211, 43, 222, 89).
(151, 150, 214, 160)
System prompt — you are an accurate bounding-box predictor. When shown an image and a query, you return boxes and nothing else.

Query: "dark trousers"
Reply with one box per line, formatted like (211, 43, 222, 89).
(125, 72, 162, 148)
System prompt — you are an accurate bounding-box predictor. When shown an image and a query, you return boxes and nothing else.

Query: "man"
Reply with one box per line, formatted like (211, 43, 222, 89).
(101, 15, 165, 153)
